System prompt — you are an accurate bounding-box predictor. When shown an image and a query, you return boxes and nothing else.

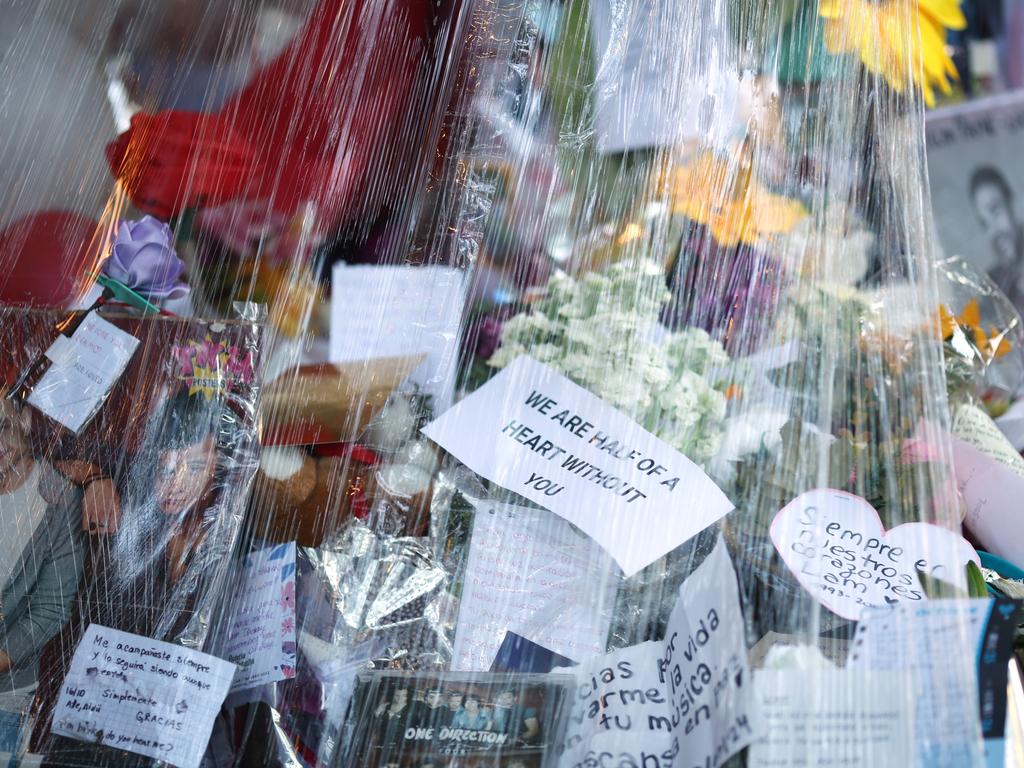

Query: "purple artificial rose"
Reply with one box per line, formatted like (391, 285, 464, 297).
(103, 216, 189, 300)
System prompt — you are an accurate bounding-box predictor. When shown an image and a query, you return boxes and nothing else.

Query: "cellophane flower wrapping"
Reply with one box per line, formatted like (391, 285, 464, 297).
(0, 0, 1020, 767)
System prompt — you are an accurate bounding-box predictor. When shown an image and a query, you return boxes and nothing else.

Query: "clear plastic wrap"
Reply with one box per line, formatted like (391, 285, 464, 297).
(0, 0, 1022, 766)
(0, 305, 261, 765)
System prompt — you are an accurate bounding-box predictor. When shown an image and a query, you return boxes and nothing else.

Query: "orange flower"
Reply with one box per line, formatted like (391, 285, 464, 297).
(670, 151, 806, 247)
(938, 299, 1012, 361)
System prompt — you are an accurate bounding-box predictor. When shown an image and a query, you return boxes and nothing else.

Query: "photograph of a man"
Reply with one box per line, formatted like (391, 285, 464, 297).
(970, 165, 1024, 308)
(411, 687, 448, 731)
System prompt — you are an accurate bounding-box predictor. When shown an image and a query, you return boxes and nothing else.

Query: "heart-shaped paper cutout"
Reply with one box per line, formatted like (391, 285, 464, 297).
(770, 489, 979, 620)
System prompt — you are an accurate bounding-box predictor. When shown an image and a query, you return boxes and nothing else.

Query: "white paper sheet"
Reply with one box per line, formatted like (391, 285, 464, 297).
(452, 499, 617, 671)
(849, 600, 990, 767)
(995, 397, 1024, 451)
(770, 489, 979, 620)
(954, 404, 1024, 477)
(951, 418, 1024, 570)
(559, 537, 758, 768)
(27, 313, 139, 434)
(51, 624, 235, 768)
(422, 355, 734, 576)
(224, 542, 297, 693)
(329, 264, 465, 411)
(587, 0, 741, 153)
(748, 669, 915, 768)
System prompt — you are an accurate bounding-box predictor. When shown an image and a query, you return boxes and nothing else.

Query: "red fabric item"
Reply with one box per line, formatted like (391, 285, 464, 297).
(311, 442, 381, 465)
(107, 0, 431, 228)
(0, 211, 101, 306)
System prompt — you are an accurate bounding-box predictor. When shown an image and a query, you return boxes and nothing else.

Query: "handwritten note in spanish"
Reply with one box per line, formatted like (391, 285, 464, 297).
(770, 489, 978, 620)
(51, 624, 235, 768)
(558, 537, 758, 768)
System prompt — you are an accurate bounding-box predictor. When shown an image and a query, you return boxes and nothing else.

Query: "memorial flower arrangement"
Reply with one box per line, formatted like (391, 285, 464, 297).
(489, 258, 730, 468)
(5, 0, 1024, 764)
(726, 284, 960, 538)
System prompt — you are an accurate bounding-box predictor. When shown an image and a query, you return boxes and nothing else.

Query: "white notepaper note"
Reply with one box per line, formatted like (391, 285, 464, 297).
(27, 312, 139, 434)
(588, 0, 741, 153)
(749, 669, 915, 768)
(51, 624, 235, 768)
(452, 499, 617, 671)
(849, 600, 990, 768)
(330, 264, 466, 411)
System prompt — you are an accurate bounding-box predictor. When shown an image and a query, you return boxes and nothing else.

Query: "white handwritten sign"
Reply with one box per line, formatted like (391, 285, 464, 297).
(224, 542, 297, 693)
(452, 500, 616, 671)
(748, 669, 914, 767)
(28, 313, 139, 434)
(52, 624, 235, 768)
(558, 537, 758, 768)
(770, 490, 979, 620)
(422, 356, 733, 576)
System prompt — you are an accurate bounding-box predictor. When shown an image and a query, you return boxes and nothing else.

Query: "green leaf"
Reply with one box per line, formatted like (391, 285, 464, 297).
(966, 561, 991, 599)
(95, 275, 161, 315)
(917, 567, 968, 600)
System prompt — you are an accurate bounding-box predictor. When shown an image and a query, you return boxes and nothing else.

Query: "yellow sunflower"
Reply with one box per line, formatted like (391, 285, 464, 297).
(819, 0, 967, 107)
(670, 151, 807, 248)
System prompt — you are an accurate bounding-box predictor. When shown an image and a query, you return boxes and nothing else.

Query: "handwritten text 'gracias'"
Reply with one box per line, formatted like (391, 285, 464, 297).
(502, 390, 683, 504)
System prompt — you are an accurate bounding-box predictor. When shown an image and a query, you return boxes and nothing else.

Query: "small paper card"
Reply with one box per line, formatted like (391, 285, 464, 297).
(422, 355, 734, 576)
(849, 600, 991, 768)
(770, 489, 979, 620)
(452, 500, 616, 671)
(224, 542, 297, 692)
(558, 537, 758, 768)
(27, 313, 139, 433)
(748, 669, 915, 768)
(51, 624, 235, 768)
(330, 264, 465, 411)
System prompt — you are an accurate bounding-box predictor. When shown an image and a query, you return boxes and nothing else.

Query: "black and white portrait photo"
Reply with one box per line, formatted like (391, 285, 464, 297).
(928, 90, 1024, 313)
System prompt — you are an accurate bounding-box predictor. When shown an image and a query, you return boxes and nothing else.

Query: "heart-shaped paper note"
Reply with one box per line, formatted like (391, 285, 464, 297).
(770, 489, 979, 620)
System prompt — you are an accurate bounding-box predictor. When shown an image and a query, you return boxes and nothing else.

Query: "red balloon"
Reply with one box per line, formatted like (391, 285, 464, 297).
(0, 211, 101, 307)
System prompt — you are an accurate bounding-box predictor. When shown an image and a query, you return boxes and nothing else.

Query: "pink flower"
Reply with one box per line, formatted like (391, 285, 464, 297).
(902, 436, 942, 464)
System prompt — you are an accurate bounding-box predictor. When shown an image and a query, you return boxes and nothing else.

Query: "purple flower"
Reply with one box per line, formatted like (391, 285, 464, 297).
(476, 314, 505, 359)
(663, 227, 787, 356)
(104, 216, 189, 300)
